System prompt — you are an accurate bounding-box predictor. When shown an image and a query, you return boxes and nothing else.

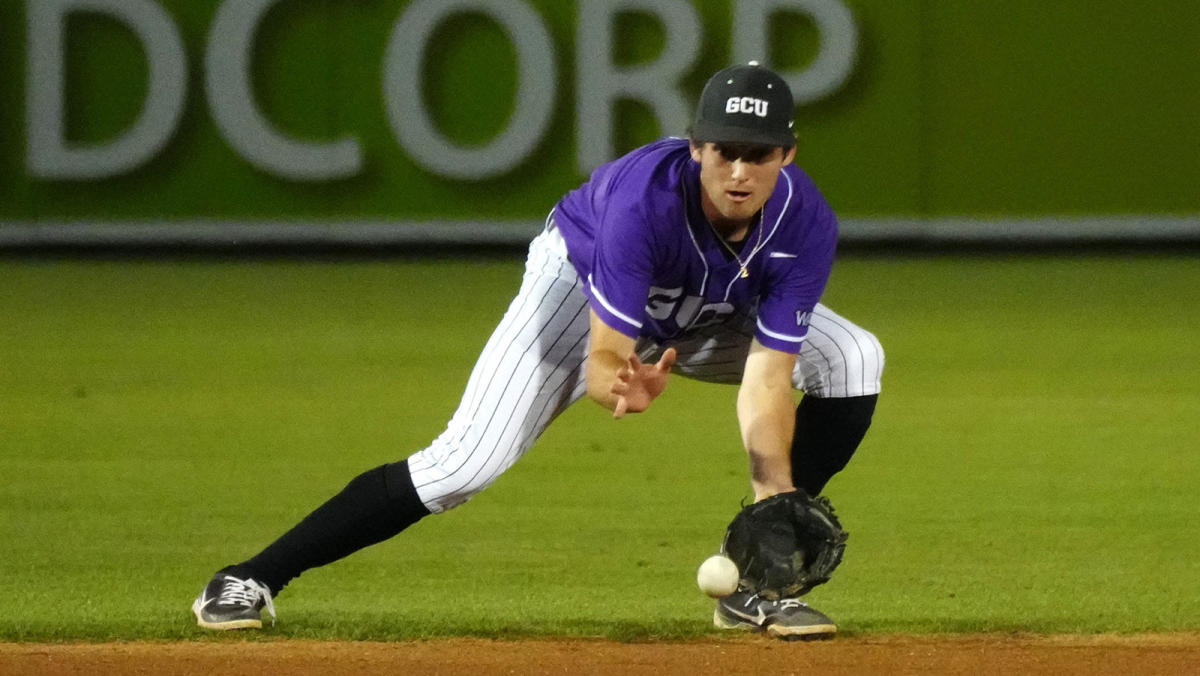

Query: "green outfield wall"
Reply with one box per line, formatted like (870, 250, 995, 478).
(1, 0, 1197, 244)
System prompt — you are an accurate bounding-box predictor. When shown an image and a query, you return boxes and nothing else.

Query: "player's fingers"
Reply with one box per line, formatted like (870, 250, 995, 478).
(627, 353, 642, 371)
(657, 347, 678, 372)
(613, 396, 628, 419)
(611, 380, 629, 395)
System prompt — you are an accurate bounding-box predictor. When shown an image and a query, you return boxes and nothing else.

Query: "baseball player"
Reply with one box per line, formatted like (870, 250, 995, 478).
(192, 62, 883, 639)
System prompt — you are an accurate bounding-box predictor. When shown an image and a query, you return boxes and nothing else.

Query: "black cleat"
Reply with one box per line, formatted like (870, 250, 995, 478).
(191, 573, 276, 630)
(714, 590, 836, 640)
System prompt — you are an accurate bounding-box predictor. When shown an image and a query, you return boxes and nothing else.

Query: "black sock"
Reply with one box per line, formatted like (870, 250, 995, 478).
(790, 394, 878, 495)
(224, 460, 430, 595)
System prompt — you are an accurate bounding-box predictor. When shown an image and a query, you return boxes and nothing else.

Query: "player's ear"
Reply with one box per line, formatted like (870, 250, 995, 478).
(689, 141, 704, 163)
(781, 146, 796, 166)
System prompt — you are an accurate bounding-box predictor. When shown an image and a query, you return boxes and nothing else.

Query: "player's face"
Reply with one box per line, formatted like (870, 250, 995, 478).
(691, 142, 795, 232)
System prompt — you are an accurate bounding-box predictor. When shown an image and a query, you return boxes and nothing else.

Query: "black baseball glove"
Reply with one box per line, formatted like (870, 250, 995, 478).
(721, 489, 848, 600)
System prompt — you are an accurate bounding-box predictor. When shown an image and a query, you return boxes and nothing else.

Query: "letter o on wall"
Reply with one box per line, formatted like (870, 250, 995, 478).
(383, 0, 557, 180)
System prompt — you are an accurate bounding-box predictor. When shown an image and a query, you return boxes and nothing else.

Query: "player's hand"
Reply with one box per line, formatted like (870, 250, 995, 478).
(610, 347, 677, 418)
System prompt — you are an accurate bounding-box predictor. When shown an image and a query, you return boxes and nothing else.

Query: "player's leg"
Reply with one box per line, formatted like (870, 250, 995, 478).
(192, 460, 423, 630)
(193, 222, 591, 629)
(404, 223, 592, 514)
(746, 306, 882, 639)
(665, 305, 882, 639)
(663, 303, 883, 494)
(667, 303, 883, 494)
(789, 304, 883, 495)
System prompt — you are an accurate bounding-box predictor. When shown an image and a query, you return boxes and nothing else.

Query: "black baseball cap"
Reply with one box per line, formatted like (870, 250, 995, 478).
(691, 62, 795, 148)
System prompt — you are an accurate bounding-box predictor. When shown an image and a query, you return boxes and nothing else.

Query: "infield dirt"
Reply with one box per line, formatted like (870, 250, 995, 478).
(3, 634, 1198, 675)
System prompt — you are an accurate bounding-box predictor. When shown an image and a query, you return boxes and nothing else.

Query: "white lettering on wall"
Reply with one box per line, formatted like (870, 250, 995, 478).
(732, 0, 858, 104)
(383, 0, 557, 180)
(23, 0, 859, 181)
(576, 0, 702, 174)
(206, 0, 363, 181)
(26, 0, 186, 179)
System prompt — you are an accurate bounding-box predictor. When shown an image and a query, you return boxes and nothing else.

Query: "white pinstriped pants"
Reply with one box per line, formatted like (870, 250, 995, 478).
(407, 223, 884, 513)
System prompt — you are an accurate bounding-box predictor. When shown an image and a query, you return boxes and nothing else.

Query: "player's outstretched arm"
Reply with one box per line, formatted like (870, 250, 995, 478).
(738, 339, 799, 501)
(586, 310, 677, 418)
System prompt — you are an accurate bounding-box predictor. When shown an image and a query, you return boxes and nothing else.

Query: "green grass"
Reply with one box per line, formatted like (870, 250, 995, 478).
(1, 255, 1198, 641)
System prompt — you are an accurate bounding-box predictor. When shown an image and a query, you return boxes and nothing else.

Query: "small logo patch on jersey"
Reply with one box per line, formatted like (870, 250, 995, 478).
(796, 310, 812, 327)
(725, 96, 769, 117)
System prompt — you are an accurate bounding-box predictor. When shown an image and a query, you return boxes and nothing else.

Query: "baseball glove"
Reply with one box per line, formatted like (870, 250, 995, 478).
(721, 489, 848, 600)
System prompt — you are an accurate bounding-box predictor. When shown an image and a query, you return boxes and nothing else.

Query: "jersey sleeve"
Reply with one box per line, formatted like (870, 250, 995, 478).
(755, 199, 838, 353)
(586, 197, 656, 338)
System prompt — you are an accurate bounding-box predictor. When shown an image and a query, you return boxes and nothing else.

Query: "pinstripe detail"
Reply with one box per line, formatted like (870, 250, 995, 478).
(516, 318, 591, 433)
(802, 322, 845, 396)
(479, 328, 592, 490)
(796, 333, 836, 395)
(456, 295, 590, 494)
(438, 278, 580, 478)
(457, 257, 567, 430)
(799, 305, 884, 397)
(662, 303, 883, 395)
(409, 226, 593, 512)
(413, 274, 587, 503)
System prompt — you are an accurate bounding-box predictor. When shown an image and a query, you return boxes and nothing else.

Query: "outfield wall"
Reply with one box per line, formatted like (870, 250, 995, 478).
(1, 0, 1197, 246)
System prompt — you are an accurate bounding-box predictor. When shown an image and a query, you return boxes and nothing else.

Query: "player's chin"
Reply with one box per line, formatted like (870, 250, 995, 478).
(719, 201, 761, 221)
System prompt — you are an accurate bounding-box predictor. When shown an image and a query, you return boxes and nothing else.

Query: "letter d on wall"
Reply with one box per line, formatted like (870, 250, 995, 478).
(27, 0, 187, 179)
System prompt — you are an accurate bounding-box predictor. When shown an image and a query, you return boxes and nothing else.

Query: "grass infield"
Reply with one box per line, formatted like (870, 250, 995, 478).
(1, 255, 1197, 641)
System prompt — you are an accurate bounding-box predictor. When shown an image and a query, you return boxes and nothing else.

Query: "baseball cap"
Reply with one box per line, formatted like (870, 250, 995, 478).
(691, 61, 795, 147)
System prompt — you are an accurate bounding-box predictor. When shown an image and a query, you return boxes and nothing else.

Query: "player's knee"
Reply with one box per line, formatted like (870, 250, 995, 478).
(805, 324, 884, 398)
(406, 458, 480, 515)
(407, 455, 483, 515)
(856, 328, 885, 395)
(405, 433, 522, 515)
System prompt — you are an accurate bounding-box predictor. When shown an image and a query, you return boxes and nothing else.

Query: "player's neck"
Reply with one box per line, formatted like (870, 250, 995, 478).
(699, 190, 758, 241)
(706, 211, 758, 243)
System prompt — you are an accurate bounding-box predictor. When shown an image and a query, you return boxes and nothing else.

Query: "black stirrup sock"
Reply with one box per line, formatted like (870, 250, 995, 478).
(789, 394, 878, 496)
(226, 460, 430, 594)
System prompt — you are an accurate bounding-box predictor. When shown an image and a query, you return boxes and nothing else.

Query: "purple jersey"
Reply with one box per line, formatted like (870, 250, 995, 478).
(553, 138, 837, 354)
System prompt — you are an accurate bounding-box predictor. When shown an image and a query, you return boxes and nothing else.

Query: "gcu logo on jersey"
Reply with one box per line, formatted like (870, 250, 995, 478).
(646, 286, 736, 329)
(725, 96, 769, 118)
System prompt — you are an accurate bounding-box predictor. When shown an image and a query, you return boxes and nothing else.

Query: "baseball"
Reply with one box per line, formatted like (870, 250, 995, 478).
(696, 555, 739, 598)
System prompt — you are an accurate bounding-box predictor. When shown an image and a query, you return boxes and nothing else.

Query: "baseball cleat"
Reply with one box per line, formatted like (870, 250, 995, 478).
(191, 573, 276, 630)
(714, 590, 836, 640)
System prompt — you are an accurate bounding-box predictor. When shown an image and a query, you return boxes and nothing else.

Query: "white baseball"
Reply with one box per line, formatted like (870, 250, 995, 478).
(696, 555, 739, 598)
